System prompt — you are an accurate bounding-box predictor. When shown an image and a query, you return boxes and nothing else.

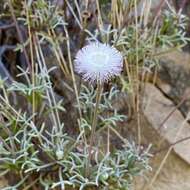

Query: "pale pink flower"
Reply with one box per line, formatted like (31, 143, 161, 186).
(74, 42, 123, 83)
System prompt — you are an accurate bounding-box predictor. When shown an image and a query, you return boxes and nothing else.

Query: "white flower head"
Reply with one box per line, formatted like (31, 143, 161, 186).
(74, 42, 123, 83)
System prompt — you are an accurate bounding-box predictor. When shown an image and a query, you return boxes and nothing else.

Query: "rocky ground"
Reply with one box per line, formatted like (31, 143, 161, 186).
(0, 51, 190, 190)
(135, 51, 190, 190)
(135, 83, 190, 190)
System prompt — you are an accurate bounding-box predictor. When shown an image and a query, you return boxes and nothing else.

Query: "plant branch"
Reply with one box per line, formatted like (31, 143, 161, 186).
(86, 81, 103, 176)
(8, 0, 31, 71)
(158, 93, 189, 131)
(154, 135, 190, 155)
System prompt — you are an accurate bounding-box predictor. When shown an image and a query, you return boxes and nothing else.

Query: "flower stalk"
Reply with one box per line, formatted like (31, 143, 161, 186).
(86, 80, 103, 176)
(74, 42, 123, 177)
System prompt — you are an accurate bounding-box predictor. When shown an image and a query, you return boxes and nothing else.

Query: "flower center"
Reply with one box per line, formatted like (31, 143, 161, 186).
(91, 52, 108, 68)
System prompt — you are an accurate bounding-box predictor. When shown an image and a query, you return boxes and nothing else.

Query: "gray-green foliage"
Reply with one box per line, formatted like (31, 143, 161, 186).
(79, 85, 126, 126)
(0, 69, 151, 189)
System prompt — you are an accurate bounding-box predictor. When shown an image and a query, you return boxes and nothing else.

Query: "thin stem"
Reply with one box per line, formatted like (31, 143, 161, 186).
(109, 125, 129, 146)
(134, 0, 141, 147)
(158, 93, 188, 131)
(63, 25, 82, 119)
(95, 0, 103, 29)
(86, 81, 103, 176)
(107, 127, 110, 156)
(25, 1, 36, 121)
(8, 0, 31, 71)
(154, 135, 190, 155)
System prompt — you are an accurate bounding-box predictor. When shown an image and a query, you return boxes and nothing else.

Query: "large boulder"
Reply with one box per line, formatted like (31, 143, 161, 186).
(158, 51, 190, 118)
(134, 83, 190, 190)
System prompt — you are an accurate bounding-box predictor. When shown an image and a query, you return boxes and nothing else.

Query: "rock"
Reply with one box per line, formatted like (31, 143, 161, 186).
(158, 51, 190, 118)
(143, 83, 190, 164)
(0, 178, 7, 188)
(135, 150, 190, 190)
(110, 82, 190, 190)
(132, 83, 190, 190)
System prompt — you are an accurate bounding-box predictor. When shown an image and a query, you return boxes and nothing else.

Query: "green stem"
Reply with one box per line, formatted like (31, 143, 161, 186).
(86, 80, 103, 176)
